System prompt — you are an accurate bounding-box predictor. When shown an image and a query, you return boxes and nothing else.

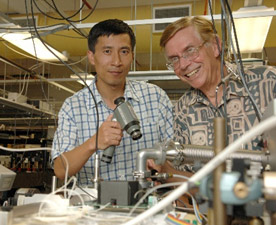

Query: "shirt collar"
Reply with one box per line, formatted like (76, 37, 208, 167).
(124, 78, 141, 103)
(185, 63, 249, 106)
(88, 76, 141, 107)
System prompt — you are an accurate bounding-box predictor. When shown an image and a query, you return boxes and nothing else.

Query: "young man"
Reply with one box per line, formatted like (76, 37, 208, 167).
(51, 19, 173, 185)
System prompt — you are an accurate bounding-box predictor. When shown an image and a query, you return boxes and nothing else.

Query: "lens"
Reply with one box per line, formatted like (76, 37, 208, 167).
(131, 130, 142, 140)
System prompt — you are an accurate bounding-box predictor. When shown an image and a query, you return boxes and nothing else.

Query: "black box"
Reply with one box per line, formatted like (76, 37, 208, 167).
(98, 180, 140, 206)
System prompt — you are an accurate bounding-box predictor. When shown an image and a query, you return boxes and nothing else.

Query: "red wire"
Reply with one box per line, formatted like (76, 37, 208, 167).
(82, 0, 92, 10)
(204, 0, 208, 15)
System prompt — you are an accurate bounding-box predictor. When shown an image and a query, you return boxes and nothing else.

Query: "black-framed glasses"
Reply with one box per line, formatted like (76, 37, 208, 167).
(166, 41, 206, 70)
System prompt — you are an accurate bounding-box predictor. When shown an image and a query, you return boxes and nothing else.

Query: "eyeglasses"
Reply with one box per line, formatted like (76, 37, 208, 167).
(166, 41, 206, 71)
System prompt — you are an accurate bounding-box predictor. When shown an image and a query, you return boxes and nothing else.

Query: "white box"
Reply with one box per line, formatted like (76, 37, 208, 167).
(39, 100, 50, 111)
(8, 92, 27, 103)
(0, 164, 16, 191)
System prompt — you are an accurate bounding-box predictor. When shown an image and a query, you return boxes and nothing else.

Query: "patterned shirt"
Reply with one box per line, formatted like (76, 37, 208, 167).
(174, 64, 276, 151)
(52, 77, 173, 185)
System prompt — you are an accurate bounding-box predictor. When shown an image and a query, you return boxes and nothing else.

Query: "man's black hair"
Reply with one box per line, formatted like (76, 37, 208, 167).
(88, 19, 136, 53)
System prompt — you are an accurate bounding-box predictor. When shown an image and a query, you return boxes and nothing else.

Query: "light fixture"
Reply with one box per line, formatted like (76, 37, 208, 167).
(232, 6, 273, 53)
(70, 73, 95, 86)
(0, 32, 68, 61)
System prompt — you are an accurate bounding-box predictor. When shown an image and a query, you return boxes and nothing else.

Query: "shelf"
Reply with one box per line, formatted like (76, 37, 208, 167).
(0, 96, 57, 127)
(0, 117, 56, 126)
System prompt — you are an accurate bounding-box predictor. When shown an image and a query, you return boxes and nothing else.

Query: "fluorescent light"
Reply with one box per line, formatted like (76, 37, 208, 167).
(70, 73, 94, 86)
(0, 32, 68, 61)
(232, 6, 273, 53)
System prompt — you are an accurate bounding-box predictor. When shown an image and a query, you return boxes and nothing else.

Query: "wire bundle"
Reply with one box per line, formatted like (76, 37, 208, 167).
(166, 213, 193, 225)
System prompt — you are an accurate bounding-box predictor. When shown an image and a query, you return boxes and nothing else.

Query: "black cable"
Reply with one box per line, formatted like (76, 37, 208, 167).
(220, 5, 229, 145)
(23, 1, 53, 176)
(224, 0, 243, 66)
(208, 0, 220, 47)
(208, 0, 223, 115)
(34, 0, 86, 38)
(50, 0, 99, 23)
(40, 0, 79, 21)
(33, 0, 66, 20)
(76, 184, 97, 199)
(29, 0, 100, 184)
(33, 0, 85, 21)
(25, 0, 39, 64)
(33, 0, 99, 38)
(23, 0, 40, 155)
(50, 0, 88, 38)
(223, 0, 262, 121)
(41, 0, 60, 12)
(208, 0, 229, 144)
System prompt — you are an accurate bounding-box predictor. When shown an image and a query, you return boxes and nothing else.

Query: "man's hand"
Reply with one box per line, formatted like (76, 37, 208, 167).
(147, 159, 162, 173)
(92, 114, 123, 150)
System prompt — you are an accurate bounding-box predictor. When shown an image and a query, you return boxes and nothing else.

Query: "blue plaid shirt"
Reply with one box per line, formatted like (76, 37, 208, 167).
(52, 77, 173, 185)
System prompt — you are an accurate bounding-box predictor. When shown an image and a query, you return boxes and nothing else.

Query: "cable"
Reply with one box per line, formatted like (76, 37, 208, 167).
(0, 145, 51, 152)
(207, 0, 229, 146)
(75, 184, 97, 199)
(10, 72, 30, 101)
(83, 202, 111, 214)
(133, 172, 203, 224)
(187, 192, 203, 224)
(21, 1, 49, 162)
(219, 5, 229, 145)
(35, 0, 98, 23)
(51, 0, 99, 23)
(222, 0, 262, 121)
(46, 0, 98, 38)
(36, 176, 85, 221)
(209, 0, 261, 145)
(129, 182, 184, 216)
(33, 0, 85, 21)
(123, 115, 276, 225)
(166, 213, 193, 225)
(29, 0, 99, 139)
(25, 0, 39, 65)
(172, 174, 190, 180)
(203, 0, 208, 15)
(81, 0, 92, 10)
(50, 0, 87, 38)
(161, 189, 205, 224)
(82, 205, 133, 223)
(28, 0, 100, 187)
(34, 0, 66, 20)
